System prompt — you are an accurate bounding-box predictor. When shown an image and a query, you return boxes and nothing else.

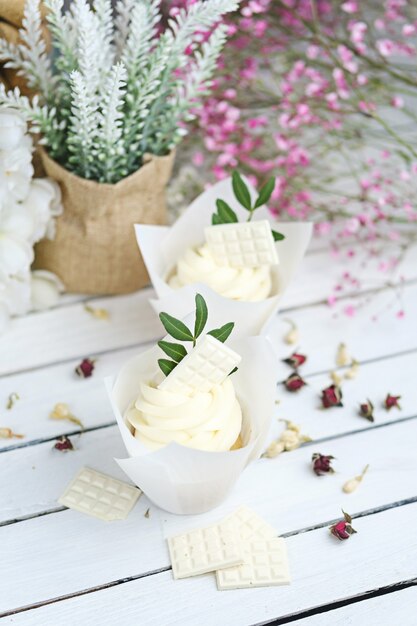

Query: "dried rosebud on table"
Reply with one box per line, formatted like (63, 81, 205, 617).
(54, 436, 74, 452)
(283, 319, 299, 345)
(312, 453, 335, 476)
(344, 359, 359, 380)
(329, 511, 357, 540)
(343, 465, 369, 494)
(6, 392, 20, 410)
(359, 400, 374, 422)
(384, 394, 401, 411)
(321, 384, 343, 408)
(0, 427, 24, 439)
(336, 343, 350, 367)
(284, 373, 307, 392)
(75, 358, 96, 378)
(50, 403, 84, 429)
(283, 352, 307, 370)
(262, 420, 311, 458)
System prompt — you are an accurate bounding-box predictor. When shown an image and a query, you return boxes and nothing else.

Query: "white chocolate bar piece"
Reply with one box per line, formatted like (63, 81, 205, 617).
(216, 537, 291, 590)
(158, 334, 241, 395)
(167, 517, 243, 580)
(205, 220, 279, 268)
(223, 506, 277, 541)
(58, 467, 141, 521)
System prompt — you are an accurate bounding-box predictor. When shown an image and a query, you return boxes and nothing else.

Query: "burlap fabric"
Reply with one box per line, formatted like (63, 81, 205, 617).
(34, 149, 175, 294)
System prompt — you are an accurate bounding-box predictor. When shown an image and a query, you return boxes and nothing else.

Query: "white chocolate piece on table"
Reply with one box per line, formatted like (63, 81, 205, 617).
(223, 506, 277, 541)
(204, 220, 279, 268)
(216, 537, 291, 590)
(158, 334, 241, 395)
(167, 518, 243, 580)
(58, 467, 141, 521)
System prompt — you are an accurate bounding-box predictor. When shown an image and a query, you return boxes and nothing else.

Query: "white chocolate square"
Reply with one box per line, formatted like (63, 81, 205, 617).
(167, 518, 243, 579)
(223, 506, 277, 541)
(216, 537, 290, 590)
(205, 220, 279, 268)
(158, 334, 241, 395)
(58, 467, 141, 521)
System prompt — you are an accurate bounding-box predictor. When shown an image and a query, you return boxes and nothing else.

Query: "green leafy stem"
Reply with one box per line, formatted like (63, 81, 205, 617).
(212, 171, 285, 242)
(157, 293, 235, 377)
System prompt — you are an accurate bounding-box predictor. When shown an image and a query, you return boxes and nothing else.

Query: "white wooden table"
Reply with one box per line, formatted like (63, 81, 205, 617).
(1, 241, 416, 625)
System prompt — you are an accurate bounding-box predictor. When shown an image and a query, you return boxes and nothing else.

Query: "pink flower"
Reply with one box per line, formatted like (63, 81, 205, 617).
(284, 373, 307, 392)
(350, 21, 367, 44)
(377, 39, 395, 56)
(321, 384, 343, 408)
(312, 453, 335, 476)
(330, 511, 357, 540)
(403, 24, 416, 36)
(341, 1, 358, 13)
(192, 151, 205, 166)
(343, 304, 356, 317)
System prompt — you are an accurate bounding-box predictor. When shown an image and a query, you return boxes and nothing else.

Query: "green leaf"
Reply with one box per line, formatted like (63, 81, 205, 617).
(194, 294, 208, 339)
(216, 199, 238, 223)
(232, 171, 252, 211)
(208, 322, 234, 343)
(272, 229, 285, 242)
(212, 213, 223, 225)
(158, 359, 177, 377)
(159, 312, 194, 342)
(254, 177, 275, 209)
(229, 366, 238, 376)
(158, 340, 187, 363)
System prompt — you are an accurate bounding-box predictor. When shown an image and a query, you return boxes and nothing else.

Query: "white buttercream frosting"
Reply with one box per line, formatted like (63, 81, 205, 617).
(167, 243, 272, 301)
(125, 374, 242, 452)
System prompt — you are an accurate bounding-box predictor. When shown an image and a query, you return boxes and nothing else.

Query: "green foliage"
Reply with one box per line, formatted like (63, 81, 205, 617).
(0, 0, 239, 183)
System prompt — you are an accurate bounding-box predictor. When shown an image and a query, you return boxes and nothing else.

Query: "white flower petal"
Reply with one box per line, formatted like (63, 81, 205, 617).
(0, 233, 33, 275)
(31, 270, 64, 311)
(0, 110, 27, 151)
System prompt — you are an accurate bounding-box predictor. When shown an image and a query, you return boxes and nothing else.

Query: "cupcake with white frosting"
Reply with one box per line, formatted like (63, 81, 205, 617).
(135, 174, 312, 336)
(107, 294, 277, 514)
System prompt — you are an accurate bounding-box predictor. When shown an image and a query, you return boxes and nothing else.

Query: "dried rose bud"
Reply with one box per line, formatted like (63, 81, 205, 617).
(384, 393, 401, 411)
(321, 384, 343, 408)
(283, 352, 307, 369)
(359, 399, 374, 422)
(75, 358, 96, 378)
(284, 320, 299, 345)
(54, 435, 74, 452)
(284, 373, 307, 392)
(343, 465, 369, 494)
(329, 511, 357, 540)
(312, 453, 335, 476)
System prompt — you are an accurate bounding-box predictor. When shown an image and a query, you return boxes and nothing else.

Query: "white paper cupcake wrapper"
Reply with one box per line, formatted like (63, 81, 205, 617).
(106, 335, 277, 515)
(135, 177, 312, 335)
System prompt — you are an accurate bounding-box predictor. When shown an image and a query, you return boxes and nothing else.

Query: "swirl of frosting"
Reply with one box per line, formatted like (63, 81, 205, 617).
(168, 243, 272, 301)
(125, 375, 242, 452)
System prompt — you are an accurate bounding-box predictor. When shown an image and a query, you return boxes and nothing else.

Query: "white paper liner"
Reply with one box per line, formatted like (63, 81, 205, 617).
(106, 335, 277, 515)
(135, 177, 312, 335)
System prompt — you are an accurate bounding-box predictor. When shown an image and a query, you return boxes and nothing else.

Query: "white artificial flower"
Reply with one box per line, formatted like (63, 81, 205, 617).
(21, 178, 63, 242)
(0, 109, 27, 151)
(30, 270, 64, 311)
(0, 205, 34, 276)
(0, 272, 31, 316)
(0, 136, 34, 204)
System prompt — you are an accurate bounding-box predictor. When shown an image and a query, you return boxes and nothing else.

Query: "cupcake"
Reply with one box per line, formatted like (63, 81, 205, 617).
(135, 174, 312, 334)
(107, 294, 277, 514)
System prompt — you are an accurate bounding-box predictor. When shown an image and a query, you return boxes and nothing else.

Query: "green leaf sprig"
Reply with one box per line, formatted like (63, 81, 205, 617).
(211, 171, 285, 242)
(157, 294, 235, 377)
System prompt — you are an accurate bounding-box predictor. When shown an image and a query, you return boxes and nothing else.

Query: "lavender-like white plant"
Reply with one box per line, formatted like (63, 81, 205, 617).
(0, 0, 239, 183)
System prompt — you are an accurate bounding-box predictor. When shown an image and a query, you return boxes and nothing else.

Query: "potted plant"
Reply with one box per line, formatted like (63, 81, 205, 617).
(0, 0, 239, 294)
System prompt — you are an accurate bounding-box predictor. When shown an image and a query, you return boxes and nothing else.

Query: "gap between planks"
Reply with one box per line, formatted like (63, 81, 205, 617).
(1, 498, 416, 620)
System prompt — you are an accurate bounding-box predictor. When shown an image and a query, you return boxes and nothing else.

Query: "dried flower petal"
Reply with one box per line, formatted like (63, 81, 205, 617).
(262, 440, 286, 458)
(54, 435, 74, 452)
(343, 464, 369, 494)
(0, 427, 24, 439)
(384, 393, 401, 411)
(263, 420, 311, 457)
(284, 373, 307, 392)
(336, 343, 350, 367)
(329, 510, 357, 540)
(345, 359, 360, 380)
(283, 319, 299, 345)
(283, 351, 307, 369)
(50, 403, 84, 429)
(321, 384, 343, 408)
(312, 453, 335, 476)
(75, 358, 96, 378)
(359, 400, 374, 422)
(6, 392, 20, 410)
(330, 370, 343, 386)
(84, 304, 110, 320)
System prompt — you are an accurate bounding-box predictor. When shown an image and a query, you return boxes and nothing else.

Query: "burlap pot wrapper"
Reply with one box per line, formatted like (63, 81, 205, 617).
(34, 150, 174, 294)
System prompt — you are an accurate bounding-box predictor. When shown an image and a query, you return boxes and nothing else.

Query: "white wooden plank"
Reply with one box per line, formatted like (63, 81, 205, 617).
(2, 243, 417, 377)
(0, 418, 416, 612)
(3, 503, 416, 625)
(290, 587, 417, 626)
(0, 341, 415, 452)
